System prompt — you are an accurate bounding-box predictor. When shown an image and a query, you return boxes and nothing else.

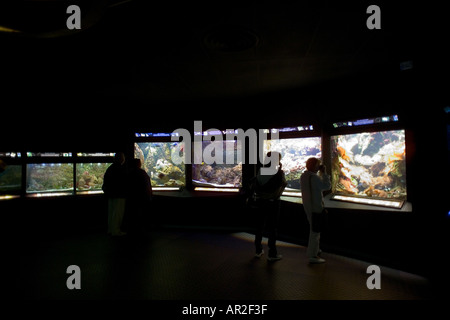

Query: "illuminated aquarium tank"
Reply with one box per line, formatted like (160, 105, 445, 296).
(331, 130, 407, 199)
(134, 142, 186, 187)
(0, 165, 22, 196)
(76, 163, 110, 193)
(26, 163, 74, 194)
(264, 137, 322, 193)
(192, 140, 242, 188)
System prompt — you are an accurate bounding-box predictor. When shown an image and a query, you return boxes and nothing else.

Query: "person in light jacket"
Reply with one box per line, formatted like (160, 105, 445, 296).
(300, 157, 331, 264)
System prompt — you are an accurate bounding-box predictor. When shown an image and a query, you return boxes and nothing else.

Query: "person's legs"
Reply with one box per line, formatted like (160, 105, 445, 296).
(254, 208, 265, 255)
(117, 198, 126, 233)
(306, 228, 321, 258)
(305, 210, 324, 263)
(107, 198, 114, 234)
(111, 198, 126, 236)
(267, 200, 280, 257)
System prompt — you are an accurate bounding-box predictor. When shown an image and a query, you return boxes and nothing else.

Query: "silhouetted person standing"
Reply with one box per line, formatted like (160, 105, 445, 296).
(126, 158, 153, 235)
(300, 157, 331, 264)
(253, 151, 287, 261)
(103, 152, 128, 236)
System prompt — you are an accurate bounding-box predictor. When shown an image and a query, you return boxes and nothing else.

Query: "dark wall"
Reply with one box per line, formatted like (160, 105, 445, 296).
(2, 42, 449, 295)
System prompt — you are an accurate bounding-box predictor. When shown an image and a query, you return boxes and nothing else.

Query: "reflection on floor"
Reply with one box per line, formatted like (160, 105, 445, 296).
(14, 229, 434, 300)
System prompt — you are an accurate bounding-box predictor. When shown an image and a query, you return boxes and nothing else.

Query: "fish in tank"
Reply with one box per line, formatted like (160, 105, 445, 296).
(26, 163, 74, 194)
(134, 142, 186, 187)
(76, 163, 110, 192)
(192, 140, 242, 188)
(331, 130, 407, 199)
(0, 164, 22, 195)
(264, 137, 322, 193)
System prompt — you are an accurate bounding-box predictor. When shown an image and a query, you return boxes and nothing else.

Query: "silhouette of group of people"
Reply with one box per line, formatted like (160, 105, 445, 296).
(102, 152, 152, 237)
(251, 152, 331, 264)
(103, 150, 331, 264)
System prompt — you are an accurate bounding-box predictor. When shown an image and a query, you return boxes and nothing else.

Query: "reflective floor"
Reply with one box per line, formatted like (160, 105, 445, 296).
(13, 228, 435, 301)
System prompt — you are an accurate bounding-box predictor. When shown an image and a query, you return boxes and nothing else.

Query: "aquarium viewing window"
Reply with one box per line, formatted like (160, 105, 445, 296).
(26, 163, 74, 197)
(1, 152, 22, 200)
(75, 152, 114, 194)
(263, 136, 322, 197)
(0, 161, 22, 199)
(192, 139, 242, 192)
(330, 129, 407, 208)
(76, 162, 111, 195)
(134, 142, 186, 190)
(0, 164, 22, 197)
(1, 151, 120, 199)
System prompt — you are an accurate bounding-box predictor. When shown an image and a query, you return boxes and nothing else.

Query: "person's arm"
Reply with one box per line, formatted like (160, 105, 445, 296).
(312, 170, 331, 191)
(144, 173, 153, 198)
(102, 168, 111, 194)
(273, 169, 287, 199)
(280, 170, 287, 189)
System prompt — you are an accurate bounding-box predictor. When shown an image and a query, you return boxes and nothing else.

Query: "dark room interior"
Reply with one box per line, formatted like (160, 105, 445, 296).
(1, 0, 449, 311)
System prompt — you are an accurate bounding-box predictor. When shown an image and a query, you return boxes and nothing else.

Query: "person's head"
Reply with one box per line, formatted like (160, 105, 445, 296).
(133, 158, 142, 169)
(263, 151, 282, 167)
(305, 157, 321, 173)
(114, 152, 126, 165)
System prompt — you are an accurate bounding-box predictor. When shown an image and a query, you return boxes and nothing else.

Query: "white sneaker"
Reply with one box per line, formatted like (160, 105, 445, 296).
(309, 256, 326, 264)
(255, 250, 264, 258)
(267, 254, 282, 261)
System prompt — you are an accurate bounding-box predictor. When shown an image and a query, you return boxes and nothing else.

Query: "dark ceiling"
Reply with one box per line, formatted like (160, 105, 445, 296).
(0, 1, 413, 98)
(0, 0, 448, 147)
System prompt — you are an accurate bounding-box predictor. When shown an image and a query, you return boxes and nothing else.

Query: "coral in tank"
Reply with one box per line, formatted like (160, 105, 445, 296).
(264, 137, 322, 192)
(331, 130, 407, 199)
(76, 163, 109, 191)
(134, 142, 186, 187)
(26, 163, 74, 193)
(192, 140, 242, 188)
(0, 164, 22, 195)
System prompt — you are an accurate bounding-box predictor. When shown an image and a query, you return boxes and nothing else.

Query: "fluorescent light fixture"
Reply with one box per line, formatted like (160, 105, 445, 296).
(331, 194, 404, 209)
(153, 187, 180, 191)
(194, 187, 239, 192)
(0, 195, 20, 201)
